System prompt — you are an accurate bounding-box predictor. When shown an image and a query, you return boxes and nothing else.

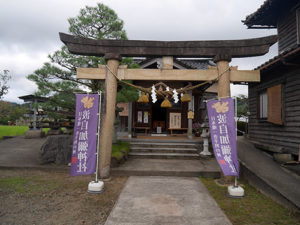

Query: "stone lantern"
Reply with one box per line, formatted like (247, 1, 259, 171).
(200, 115, 211, 156)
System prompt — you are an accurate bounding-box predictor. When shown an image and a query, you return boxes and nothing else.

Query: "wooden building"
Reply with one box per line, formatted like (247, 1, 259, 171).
(244, 0, 300, 156)
(120, 58, 218, 136)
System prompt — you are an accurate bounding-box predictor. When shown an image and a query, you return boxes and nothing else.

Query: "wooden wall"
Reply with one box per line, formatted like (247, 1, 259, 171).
(248, 66, 300, 155)
(277, 6, 298, 53)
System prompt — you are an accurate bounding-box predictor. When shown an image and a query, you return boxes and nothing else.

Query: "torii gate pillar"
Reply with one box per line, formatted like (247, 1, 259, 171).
(214, 54, 235, 183)
(214, 54, 232, 98)
(99, 53, 121, 179)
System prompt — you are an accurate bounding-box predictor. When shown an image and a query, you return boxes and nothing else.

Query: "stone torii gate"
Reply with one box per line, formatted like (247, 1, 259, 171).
(60, 33, 277, 179)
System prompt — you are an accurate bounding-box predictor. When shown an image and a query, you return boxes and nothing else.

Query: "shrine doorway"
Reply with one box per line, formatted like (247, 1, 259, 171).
(152, 99, 167, 134)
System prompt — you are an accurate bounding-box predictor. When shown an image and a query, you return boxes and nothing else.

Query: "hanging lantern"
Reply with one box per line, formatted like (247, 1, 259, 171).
(181, 93, 192, 102)
(137, 92, 149, 103)
(161, 97, 172, 108)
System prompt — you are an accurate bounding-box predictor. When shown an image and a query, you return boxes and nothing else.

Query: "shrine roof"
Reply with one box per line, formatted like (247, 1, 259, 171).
(178, 59, 216, 70)
(243, 0, 299, 28)
(255, 45, 300, 71)
(18, 95, 48, 103)
(137, 58, 216, 70)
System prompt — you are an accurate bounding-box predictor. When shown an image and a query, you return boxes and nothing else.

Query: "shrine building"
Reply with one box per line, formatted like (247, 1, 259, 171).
(117, 58, 218, 137)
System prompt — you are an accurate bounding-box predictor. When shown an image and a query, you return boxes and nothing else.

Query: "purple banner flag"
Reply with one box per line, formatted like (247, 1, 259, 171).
(70, 94, 99, 176)
(207, 97, 239, 176)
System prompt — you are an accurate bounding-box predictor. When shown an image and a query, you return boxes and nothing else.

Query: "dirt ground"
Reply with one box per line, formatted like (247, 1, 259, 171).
(0, 169, 127, 225)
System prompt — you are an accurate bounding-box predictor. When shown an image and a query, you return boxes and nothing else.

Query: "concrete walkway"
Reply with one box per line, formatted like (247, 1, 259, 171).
(105, 176, 232, 225)
(237, 136, 300, 210)
(0, 136, 45, 167)
(112, 158, 221, 178)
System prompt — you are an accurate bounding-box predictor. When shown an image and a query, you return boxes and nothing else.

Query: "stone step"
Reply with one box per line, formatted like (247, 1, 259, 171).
(130, 147, 198, 154)
(123, 138, 203, 144)
(130, 142, 198, 149)
(129, 152, 200, 160)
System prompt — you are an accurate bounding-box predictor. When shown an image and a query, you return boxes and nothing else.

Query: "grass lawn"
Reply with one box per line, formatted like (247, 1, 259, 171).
(201, 178, 300, 225)
(0, 125, 29, 139)
(112, 141, 130, 160)
(0, 125, 50, 139)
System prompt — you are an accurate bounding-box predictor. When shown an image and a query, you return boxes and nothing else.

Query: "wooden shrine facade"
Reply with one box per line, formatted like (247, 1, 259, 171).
(130, 58, 218, 136)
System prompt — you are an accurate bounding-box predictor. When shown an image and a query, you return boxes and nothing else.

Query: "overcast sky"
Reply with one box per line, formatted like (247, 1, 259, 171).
(0, 0, 277, 103)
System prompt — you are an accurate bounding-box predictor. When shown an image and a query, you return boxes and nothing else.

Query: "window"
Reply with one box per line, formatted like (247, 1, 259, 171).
(258, 84, 283, 125)
(259, 91, 268, 119)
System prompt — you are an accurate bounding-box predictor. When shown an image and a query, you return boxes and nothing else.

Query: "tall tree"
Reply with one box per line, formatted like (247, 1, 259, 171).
(236, 94, 248, 121)
(0, 70, 11, 100)
(28, 3, 138, 119)
(0, 101, 27, 125)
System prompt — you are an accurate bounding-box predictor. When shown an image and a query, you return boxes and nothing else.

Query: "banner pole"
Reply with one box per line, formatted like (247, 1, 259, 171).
(234, 97, 238, 187)
(95, 91, 102, 182)
(88, 91, 104, 193)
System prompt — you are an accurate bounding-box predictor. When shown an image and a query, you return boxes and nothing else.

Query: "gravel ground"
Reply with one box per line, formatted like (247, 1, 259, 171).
(0, 169, 127, 225)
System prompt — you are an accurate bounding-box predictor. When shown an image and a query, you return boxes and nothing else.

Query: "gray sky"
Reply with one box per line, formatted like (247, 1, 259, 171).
(0, 0, 277, 103)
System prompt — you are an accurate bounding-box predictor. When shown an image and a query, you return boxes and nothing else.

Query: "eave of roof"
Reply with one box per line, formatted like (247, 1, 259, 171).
(18, 95, 48, 102)
(255, 45, 300, 71)
(243, 0, 299, 29)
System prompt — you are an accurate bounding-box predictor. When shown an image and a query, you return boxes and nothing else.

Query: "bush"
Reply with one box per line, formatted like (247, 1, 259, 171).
(237, 121, 248, 135)
(112, 141, 130, 160)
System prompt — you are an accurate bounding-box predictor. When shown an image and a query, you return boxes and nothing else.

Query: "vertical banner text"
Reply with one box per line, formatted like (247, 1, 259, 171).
(207, 97, 239, 176)
(70, 94, 99, 176)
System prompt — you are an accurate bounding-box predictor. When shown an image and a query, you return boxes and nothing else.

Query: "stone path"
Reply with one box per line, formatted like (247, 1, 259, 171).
(105, 176, 232, 225)
(112, 158, 220, 178)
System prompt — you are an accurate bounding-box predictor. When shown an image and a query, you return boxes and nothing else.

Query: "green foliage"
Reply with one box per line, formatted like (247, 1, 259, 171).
(27, 3, 136, 120)
(112, 141, 130, 160)
(236, 94, 248, 121)
(0, 101, 27, 125)
(237, 121, 247, 134)
(0, 70, 11, 99)
(201, 178, 300, 225)
(0, 126, 49, 139)
(0, 126, 28, 139)
(117, 81, 139, 103)
(68, 3, 127, 40)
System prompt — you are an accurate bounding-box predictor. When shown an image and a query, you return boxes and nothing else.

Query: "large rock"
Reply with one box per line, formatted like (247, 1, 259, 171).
(40, 135, 72, 165)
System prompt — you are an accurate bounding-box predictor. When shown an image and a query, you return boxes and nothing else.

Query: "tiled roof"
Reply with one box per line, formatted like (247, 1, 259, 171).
(243, 0, 298, 28)
(255, 45, 300, 70)
(177, 59, 216, 69)
(136, 58, 215, 70)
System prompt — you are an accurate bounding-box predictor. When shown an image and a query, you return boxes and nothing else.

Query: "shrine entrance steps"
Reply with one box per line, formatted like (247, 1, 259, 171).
(112, 138, 221, 178)
(129, 139, 200, 160)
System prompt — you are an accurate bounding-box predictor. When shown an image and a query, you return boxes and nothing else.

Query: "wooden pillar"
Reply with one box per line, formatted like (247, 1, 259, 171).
(162, 56, 173, 69)
(214, 54, 231, 98)
(99, 53, 121, 179)
(33, 99, 37, 130)
(214, 54, 235, 184)
(128, 102, 133, 138)
(188, 90, 193, 139)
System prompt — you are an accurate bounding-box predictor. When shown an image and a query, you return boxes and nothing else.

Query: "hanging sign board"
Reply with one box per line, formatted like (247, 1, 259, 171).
(70, 94, 99, 176)
(144, 111, 149, 123)
(207, 97, 239, 176)
(137, 111, 142, 123)
(188, 110, 194, 119)
(169, 113, 181, 128)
